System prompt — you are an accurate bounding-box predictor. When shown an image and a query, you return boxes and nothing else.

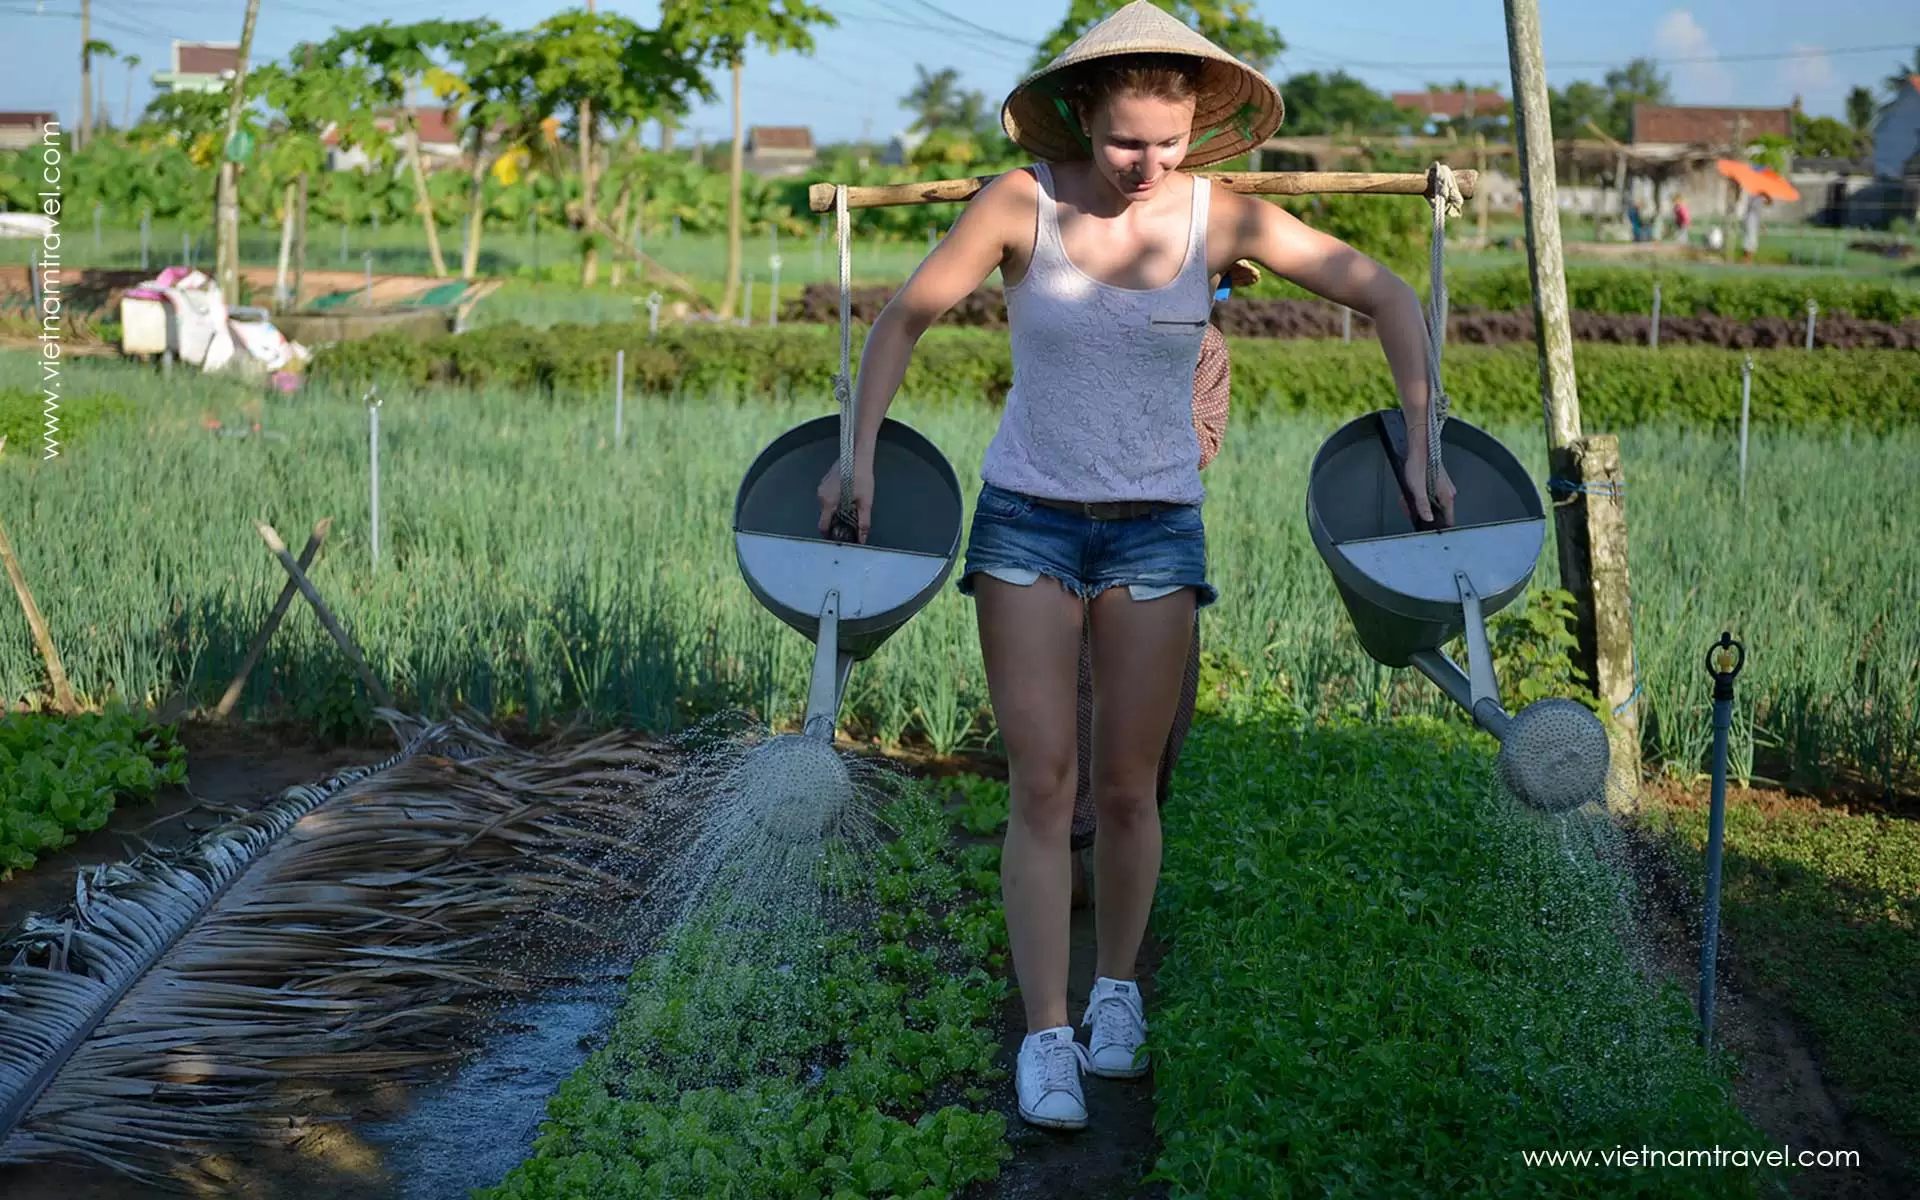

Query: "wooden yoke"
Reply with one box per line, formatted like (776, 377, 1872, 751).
(806, 169, 1478, 212)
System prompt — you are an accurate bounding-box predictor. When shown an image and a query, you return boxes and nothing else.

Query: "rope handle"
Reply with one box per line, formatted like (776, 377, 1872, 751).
(828, 184, 860, 544)
(1422, 162, 1464, 516)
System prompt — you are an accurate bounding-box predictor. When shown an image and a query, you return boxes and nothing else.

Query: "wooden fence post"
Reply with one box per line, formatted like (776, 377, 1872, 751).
(0, 515, 78, 714)
(1504, 0, 1642, 809)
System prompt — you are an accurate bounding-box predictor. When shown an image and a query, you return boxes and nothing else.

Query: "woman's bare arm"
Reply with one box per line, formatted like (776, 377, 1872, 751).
(846, 170, 1031, 460)
(1218, 192, 1456, 524)
(816, 170, 1031, 538)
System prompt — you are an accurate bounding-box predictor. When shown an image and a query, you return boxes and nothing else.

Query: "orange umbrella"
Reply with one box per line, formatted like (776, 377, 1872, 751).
(1715, 159, 1799, 202)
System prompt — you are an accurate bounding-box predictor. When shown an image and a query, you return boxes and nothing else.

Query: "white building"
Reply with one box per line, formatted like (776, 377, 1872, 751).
(150, 42, 240, 96)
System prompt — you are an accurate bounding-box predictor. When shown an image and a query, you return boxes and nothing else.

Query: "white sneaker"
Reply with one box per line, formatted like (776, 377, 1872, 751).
(1083, 976, 1149, 1078)
(1016, 1025, 1093, 1129)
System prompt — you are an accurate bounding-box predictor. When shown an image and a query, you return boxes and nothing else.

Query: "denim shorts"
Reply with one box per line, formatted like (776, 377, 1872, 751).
(956, 482, 1218, 608)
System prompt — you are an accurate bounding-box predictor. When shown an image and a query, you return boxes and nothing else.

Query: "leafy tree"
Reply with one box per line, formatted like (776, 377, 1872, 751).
(141, 88, 233, 163)
(1031, 0, 1284, 73)
(1793, 112, 1864, 159)
(1548, 79, 1606, 141)
(313, 20, 500, 278)
(465, 11, 708, 286)
(255, 53, 384, 185)
(1600, 58, 1670, 141)
(1845, 86, 1878, 135)
(659, 0, 837, 320)
(1747, 133, 1792, 177)
(1275, 71, 1417, 138)
(1883, 47, 1920, 101)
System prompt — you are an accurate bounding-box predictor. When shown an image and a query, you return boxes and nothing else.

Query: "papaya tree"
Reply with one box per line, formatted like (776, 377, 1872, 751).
(658, 0, 836, 319)
(312, 19, 500, 278)
(464, 10, 708, 286)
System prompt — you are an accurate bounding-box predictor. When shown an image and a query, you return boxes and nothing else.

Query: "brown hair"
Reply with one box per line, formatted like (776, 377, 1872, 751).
(1058, 53, 1204, 126)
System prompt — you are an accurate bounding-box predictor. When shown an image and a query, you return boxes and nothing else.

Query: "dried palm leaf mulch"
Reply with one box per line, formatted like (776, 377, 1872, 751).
(0, 708, 683, 1192)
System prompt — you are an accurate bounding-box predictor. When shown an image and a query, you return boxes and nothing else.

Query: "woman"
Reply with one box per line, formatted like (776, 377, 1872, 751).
(1068, 263, 1252, 914)
(816, 1, 1455, 1131)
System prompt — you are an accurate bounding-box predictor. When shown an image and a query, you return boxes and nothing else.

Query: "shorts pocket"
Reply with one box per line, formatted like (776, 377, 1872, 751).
(1152, 503, 1204, 537)
(974, 486, 1034, 523)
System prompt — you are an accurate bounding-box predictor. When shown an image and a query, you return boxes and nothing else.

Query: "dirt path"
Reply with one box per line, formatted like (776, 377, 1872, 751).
(1619, 812, 1915, 1199)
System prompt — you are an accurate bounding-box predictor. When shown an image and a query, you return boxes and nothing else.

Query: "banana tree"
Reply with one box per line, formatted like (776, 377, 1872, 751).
(312, 20, 500, 279)
(658, 0, 836, 319)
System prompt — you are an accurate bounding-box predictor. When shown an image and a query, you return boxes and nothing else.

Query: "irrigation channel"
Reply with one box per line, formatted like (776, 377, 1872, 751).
(0, 707, 909, 1196)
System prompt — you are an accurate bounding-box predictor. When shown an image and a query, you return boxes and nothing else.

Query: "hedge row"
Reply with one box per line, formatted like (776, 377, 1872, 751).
(783, 283, 1920, 349)
(308, 323, 1920, 432)
(1435, 264, 1920, 322)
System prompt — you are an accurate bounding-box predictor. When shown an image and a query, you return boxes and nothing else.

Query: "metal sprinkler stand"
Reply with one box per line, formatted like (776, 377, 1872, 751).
(1698, 631, 1746, 1049)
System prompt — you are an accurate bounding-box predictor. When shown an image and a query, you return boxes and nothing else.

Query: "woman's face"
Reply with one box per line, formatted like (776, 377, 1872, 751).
(1085, 91, 1195, 202)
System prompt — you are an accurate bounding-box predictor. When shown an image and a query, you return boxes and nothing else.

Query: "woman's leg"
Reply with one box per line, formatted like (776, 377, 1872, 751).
(975, 574, 1088, 1033)
(1087, 587, 1197, 983)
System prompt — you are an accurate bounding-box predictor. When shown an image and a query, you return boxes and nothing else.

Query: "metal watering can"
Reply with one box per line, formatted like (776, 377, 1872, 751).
(1306, 411, 1610, 812)
(732, 414, 962, 786)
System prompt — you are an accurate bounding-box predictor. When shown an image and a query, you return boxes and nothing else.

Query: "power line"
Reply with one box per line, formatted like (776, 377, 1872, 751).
(892, 0, 1041, 51)
(1286, 40, 1919, 73)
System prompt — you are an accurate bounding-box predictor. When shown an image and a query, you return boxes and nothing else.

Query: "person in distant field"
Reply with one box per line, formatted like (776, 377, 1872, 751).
(1671, 194, 1692, 244)
(1067, 260, 1257, 914)
(1741, 192, 1770, 262)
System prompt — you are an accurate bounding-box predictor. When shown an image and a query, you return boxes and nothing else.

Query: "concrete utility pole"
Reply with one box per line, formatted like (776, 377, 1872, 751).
(78, 0, 92, 152)
(1502, 0, 1641, 808)
(215, 0, 263, 302)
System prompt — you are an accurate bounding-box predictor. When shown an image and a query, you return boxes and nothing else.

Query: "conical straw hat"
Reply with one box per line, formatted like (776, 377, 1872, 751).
(1001, 0, 1283, 169)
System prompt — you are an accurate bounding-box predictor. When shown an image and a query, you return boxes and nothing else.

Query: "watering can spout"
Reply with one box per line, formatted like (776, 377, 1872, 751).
(734, 415, 962, 743)
(1307, 411, 1609, 812)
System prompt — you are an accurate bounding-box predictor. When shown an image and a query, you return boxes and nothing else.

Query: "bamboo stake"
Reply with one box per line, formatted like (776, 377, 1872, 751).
(806, 169, 1479, 213)
(253, 520, 394, 710)
(0, 514, 78, 714)
(210, 518, 333, 721)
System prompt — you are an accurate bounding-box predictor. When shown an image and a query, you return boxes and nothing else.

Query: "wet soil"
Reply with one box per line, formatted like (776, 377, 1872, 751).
(1621, 788, 1915, 1199)
(2, 724, 1911, 1198)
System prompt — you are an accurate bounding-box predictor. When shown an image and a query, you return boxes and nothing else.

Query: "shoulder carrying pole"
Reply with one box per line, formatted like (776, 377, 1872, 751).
(808, 169, 1478, 212)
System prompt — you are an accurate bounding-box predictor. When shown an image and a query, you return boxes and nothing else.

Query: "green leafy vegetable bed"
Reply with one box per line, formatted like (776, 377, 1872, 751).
(0, 710, 187, 877)
(1145, 706, 1778, 1197)
(477, 776, 1015, 1199)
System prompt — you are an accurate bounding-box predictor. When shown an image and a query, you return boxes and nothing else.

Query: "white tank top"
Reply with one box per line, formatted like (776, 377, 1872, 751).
(979, 162, 1213, 505)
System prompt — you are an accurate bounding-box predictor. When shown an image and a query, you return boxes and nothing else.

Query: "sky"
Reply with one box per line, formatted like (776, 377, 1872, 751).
(4, 0, 1916, 143)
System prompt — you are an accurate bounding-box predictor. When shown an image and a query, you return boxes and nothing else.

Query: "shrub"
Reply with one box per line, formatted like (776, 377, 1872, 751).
(312, 324, 1919, 433)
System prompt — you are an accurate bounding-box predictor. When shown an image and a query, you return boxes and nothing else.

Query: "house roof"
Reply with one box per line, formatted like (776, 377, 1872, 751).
(1631, 104, 1792, 146)
(0, 111, 56, 128)
(321, 108, 464, 148)
(747, 126, 814, 152)
(175, 42, 240, 76)
(1390, 88, 1508, 119)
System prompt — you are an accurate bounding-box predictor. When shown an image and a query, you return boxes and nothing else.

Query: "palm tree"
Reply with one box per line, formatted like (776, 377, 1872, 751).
(902, 64, 962, 133)
(123, 54, 141, 128)
(1884, 47, 1920, 100)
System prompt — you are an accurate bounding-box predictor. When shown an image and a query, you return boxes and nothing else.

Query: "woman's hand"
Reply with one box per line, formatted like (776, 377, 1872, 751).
(816, 457, 874, 544)
(1398, 453, 1458, 528)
